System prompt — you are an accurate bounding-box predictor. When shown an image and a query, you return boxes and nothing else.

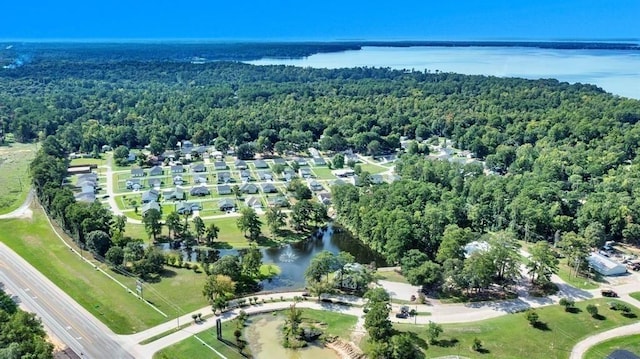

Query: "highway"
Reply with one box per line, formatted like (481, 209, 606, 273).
(0, 242, 134, 359)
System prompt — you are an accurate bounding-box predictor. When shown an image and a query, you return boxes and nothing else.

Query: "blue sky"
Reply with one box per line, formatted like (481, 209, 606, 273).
(1, 0, 639, 41)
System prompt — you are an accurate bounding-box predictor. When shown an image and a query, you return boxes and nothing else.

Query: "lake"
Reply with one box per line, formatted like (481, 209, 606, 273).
(246, 46, 640, 99)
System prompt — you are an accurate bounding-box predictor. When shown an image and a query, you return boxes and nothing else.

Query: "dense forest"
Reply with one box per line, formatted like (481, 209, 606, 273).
(3, 49, 640, 290)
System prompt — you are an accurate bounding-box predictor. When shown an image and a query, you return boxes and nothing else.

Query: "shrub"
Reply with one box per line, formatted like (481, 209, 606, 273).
(586, 304, 598, 318)
(526, 310, 539, 326)
(472, 337, 483, 352)
(559, 298, 575, 311)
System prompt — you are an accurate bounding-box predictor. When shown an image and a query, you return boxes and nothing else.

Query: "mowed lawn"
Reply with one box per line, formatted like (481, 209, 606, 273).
(0, 143, 37, 214)
(584, 334, 640, 359)
(0, 206, 212, 334)
(393, 298, 639, 359)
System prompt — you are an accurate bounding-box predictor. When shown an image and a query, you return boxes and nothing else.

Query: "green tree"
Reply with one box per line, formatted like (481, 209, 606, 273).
(165, 211, 182, 239)
(265, 206, 287, 236)
(558, 232, 590, 277)
(559, 298, 575, 312)
(305, 250, 338, 283)
(113, 145, 130, 166)
(526, 310, 539, 326)
(436, 224, 474, 263)
(427, 321, 443, 344)
(583, 222, 606, 247)
(332, 153, 345, 169)
(242, 244, 262, 278)
(193, 216, 205, 242)
(205, 223, 220, 246)
(113, 214, 127, 235)
(390, 333, 420, 359)
(586, 304, 598, 318)
(237, 207, 262, 241)
(236, 143, 255, 160)
(210, 255, 243, 281)
(105, 246, 124, 268)
(85, 230, 112, 257)
(526, 241, 559, 284)
(364, 301, 392, 342)
(203, 274, 236, 303)
(142, 208, 162, 241)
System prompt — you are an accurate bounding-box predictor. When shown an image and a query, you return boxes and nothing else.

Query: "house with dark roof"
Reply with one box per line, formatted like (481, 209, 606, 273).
(370, 174, 384, 185)
(177, 202, 201, 215)
(254, 159, 268, 169)
(218, 185, 232, 195)
(193, 174, 207, 184)
(75, 192, 96, 203)
(308, 180, 324, 191)
(261, 183, 278, 193)
(267, 196, 289, 208)
(234, 160, 247, 170)
(191, 163, 206, 173)
(141, 189, 159, 204)
(126, 178, 142, 190)
(258, 171, 273, 181)
(173, 175, 185, 185)
(181, 140, 194, 153)
(149, 166, 163, 176)
(171, 164, 184, 173)
(148, 178, 162, 188)
(240, 183, 258, 194)
(162, 150, 176, 160)
(219, 198, 235, 211)
(127, 152, 137, 162)
(194, 145, 208, 155)
(142, 201, 160, 215)
(131, 167, 145, 177)
(299, 168, 313, 178)
(163, 187, 185, 201)
(317, 192, 332, 205)
(312, 157, 326, 166)
(245, 196, 262, 210)
(293, 157, 308, 166)
(240, 169, 252, 181)
(190, 185, 210, 196)
(217, 171, 232, 184)
(213, 161, 227, 170)
(272, 158, 287, 165)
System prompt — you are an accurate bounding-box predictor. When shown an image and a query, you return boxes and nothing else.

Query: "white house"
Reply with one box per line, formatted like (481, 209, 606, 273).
(588, 253, 627, 276)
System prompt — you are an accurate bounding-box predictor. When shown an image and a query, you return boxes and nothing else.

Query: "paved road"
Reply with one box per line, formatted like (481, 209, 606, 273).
(0, 188, 34, 219)
(0, 242, 134, 359)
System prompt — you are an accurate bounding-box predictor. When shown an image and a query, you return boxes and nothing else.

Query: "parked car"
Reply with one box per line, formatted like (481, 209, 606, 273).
(395, 312, 408, 319)
(601, 289, 618, 297)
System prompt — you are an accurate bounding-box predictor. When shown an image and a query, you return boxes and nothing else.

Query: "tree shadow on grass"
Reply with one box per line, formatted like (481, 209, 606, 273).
(436, 338, 459, 348)
(566, 307, 582, 314)
(533, 322, 551, 331)
(592, 314, 606, 320)
(211, 242, 233, 249)
(160, 269, 177, 278)
(475, 348, 491, 354)
(404, 331, 429, 350)
(621, 312, 637, 319)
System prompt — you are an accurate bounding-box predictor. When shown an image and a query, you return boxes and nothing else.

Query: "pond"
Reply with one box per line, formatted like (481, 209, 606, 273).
(245, 314, 338, 359)
(159, 224, 386, 291)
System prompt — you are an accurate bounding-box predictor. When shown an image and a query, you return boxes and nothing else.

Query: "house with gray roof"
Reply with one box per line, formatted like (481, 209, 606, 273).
(193, 174, 207, 184)
(245, 196, 262, 210)
(267, 196, 289, 208)
(261, 183, 278, 193)
(191, 163, 206, 173)
(163, 187, 185, 201)
(131, 167, 145, 177)
(218, 185, 232, 195)
(217, 171, 232, 184)
(177, 202, 201, 215)
(254, 159, 268, 169)
(299, 168, 313, 178)
(148, 178, 162, 188)
(213, 161, 227, 170)
(308, 180, 324, 191)
(258, 171, 273, 181)
(142, 189, 159, 204)
(171, 164, 184, 173)
(219, 198, 235, 211)
(126, 178, 142, 190)
(190, 185, 210, 196)
(240, 183, 258, 194)
(317, 192, 332, 205)
(141, 201, 160, 215)
(240, 169, 252, 181)
(173, 175, 185, 185)
(149, 166, 163, 176)
(234, 160, 247, 170)
(312, 157, 326, 166)
(272, 158, 287, 165)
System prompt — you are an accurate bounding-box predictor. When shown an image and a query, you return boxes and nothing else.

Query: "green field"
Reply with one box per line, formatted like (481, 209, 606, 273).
(391, 298, 639, 359)
(0, 143, 37, 214)
(376, 269, 410, 284)
(359, 163, 387, 174)
(153, 308, 357, 359)
(630, 292, 640, 301)
(69, 157, 106, 166)
(311, 167, 337, 180)
(584, 334, 640, 359)
(0, 206, 215, 333)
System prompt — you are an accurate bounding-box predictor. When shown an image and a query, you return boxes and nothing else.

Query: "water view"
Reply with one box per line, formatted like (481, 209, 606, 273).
(247, 46, 640, 99)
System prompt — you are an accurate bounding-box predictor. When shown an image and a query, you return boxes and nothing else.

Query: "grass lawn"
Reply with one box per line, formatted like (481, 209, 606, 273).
(312, 167, 337, 180)
(153, 320, 247, 359)
(391, 298, 639, 359)
(0, 206, 165, 333)
(556, 260, 600, 290)
(359, 163, 387, 174)
(376, 269, 410, 284)
(0, 143, 37, 214)
(584, 334, 640, 359)
(153, 308, 357, 359)
(69, 157, 106, 166)
(207, 216, 254, 248)
(630, 292, 640, 301)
